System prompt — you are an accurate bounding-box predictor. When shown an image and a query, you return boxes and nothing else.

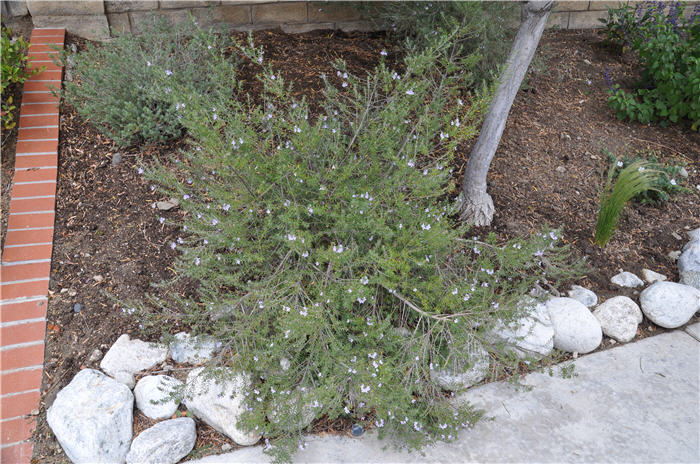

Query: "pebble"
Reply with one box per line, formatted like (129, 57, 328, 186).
(610, 271, 644, 288)
(156, 199, 180, 211)
(112, 153, 122, 166)
(668, 250, 682, 261)
(679, 167, 688, 178)
(351, 424, 364, 436)
(641, 269, 666, 284)
(73, 303, 83, 313)
(93, 275, 104, 283)
(221, 444, 232, 452)
(555, 166, 567, 173)
(88, 349, 103, 363)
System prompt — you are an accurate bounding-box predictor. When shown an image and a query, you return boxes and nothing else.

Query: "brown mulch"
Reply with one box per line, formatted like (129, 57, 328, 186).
(23, 27, 699, 462)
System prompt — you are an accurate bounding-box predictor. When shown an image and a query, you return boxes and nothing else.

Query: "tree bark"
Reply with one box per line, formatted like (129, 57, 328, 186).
(459, 1, 553, 226)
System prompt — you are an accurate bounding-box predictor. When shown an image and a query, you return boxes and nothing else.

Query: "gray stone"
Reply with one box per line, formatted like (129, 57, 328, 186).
(126, 417, 196, 464)
(668, 250, 682, 261)
(679, 240, 700, 290)
(679, 167, 689, 178)
(640, 282, 700, 329)
(641, 269, 667, 284)
(593, 296, 642, 343)
(159, 0, 217, 9)
(134, 375, 182, 420)
(105, 0, 158, 13)
(610, 271, 644, 288)
(4, 0, 28, 17)
(88, 348, 103, 363)
(27, 0, 104, 16)
(156, 198, 179, 211)
(100, 334, 169, 380)
(107, 12, 131, 35)
(488, 298, 554, 359)
(47, 369, 133, 464)
(130, 9, 190, 34)
(687, 227, 700, 241)
(169, 331, 219, 364)
(567, 285, 597, 307)
(685, 322, 700, 342)
(32, 14, 110, 41)
(546, 297, 602, 353)
(430, 341, 490, 391)
(190, 331, 700, 464)
(185, 367, 261, 446)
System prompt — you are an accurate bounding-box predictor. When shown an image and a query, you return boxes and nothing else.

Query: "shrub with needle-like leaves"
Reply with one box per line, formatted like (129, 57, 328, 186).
(127, 19, 583, 463)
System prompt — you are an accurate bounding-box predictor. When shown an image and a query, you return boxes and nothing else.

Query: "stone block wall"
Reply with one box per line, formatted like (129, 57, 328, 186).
(1, 1, 698, 40)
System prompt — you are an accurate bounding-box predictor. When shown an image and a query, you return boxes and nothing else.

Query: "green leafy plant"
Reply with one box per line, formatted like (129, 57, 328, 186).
(62, 15, 240, 147)
(122, 19, 584, 462)
(595, 159, 663, 247)
(1, 25, 39, 129)
(604, 150, 687, 204)
(601, 2, 700, 130)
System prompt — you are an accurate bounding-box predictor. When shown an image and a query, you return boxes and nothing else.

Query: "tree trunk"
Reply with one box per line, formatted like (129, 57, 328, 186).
(459, 1, 553, 226)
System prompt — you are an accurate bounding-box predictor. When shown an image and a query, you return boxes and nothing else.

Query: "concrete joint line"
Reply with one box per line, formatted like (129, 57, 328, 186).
(1, 364, 43, 375)
(0, 388, 40, 399)
(0, 317, 46, 328)
(8, 210, 55, 215)
(0, 277, 50, 286)
(0, 340, 44, 351)
(13, 180, 56, 185)
(16, 152, 57, 156)
(1, 259, 52, 267)
(14, 167, 56, 171)
(12, 195, 55, 200)
(3, 242, 53, 248)
(19, 125, 59, 129)
(7, 226, 54, 231)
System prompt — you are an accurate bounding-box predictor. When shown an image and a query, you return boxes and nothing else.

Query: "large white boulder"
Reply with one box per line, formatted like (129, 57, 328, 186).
(47, 369, 133, 463)
(489, 298, 554, 359)
(593, 296, 643, 343)
(610, 271, 644, 288)
(134, 375, 182, 420)
(640, 282, 700, 328)
(567, 285, 598, 307)
(169, 332, 220, 364)
(100, 334, 168, 387)
(678, 240, 700, 290)
(185, 367, 261, 446)
(430, 342, 490, 391)
(126, 417, 196, 464)
(546, 297, 602, 354)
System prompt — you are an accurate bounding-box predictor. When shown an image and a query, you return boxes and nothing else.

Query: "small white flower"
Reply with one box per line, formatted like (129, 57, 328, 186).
(670, 179, 677, 186)
(212, 218, 219, 226)
(342, 81, 348, 88)
(406, 89, 415, 95)
(137, 167, 144, 175)
(165, 69, 172, 76)
(287, 234, 296, 241)
(146, 61, 151, 67)
(617, 161, 624, 167)
(380, 50, 388, 56)
(195, 257, 200, 266)
(360, 276, 369, 285)
(360, 384, 371, 393)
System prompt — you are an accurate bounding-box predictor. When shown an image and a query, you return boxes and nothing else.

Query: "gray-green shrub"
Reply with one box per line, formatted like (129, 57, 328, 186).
(62, 15, 239, 147)
(127, 21, 584, 462)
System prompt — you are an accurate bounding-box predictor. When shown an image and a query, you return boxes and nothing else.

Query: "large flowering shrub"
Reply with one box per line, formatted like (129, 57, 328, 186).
(602, 1, 700, 130)
(124, 18, 583, 462)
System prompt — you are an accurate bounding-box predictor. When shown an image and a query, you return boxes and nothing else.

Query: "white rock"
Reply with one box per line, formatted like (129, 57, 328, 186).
(610, 271, 644, 288)
(640, 282, 700, 329)
(114, 370, 135, 389)
(134, 375, 182, 420)
(679, 240, 700, 290)
(169, 332, 219, 364)
(47, 369, 133, 463)
(567, 285, 598, 307)
(88, 348, 103, 363)
(489, 298, 554, 359)
(687, 227, 700, 241)
(430, 342, 490, 391)
(546, 297, 602, 354)
(126, 417, 196, 464)
(100, 334, 168, 381)
(641, 269, 667, 284)
(593, 296, 643, 343)
(668, 250, 682, 261)
(185, 367, 261, 446)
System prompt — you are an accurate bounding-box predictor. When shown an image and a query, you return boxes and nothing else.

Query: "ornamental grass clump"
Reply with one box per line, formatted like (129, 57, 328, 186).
(595, 160, 662, 247)
(129, 21, 582, 463)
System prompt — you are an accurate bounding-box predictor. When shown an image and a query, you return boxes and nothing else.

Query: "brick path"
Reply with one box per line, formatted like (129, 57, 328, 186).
(1, 28, 64, 464)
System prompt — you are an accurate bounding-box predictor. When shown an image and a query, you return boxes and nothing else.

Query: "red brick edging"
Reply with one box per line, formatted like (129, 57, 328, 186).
(1, 28, 65, 463)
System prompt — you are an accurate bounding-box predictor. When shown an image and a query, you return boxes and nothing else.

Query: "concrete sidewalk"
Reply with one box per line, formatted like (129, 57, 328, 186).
(192, 325, 700, 463)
